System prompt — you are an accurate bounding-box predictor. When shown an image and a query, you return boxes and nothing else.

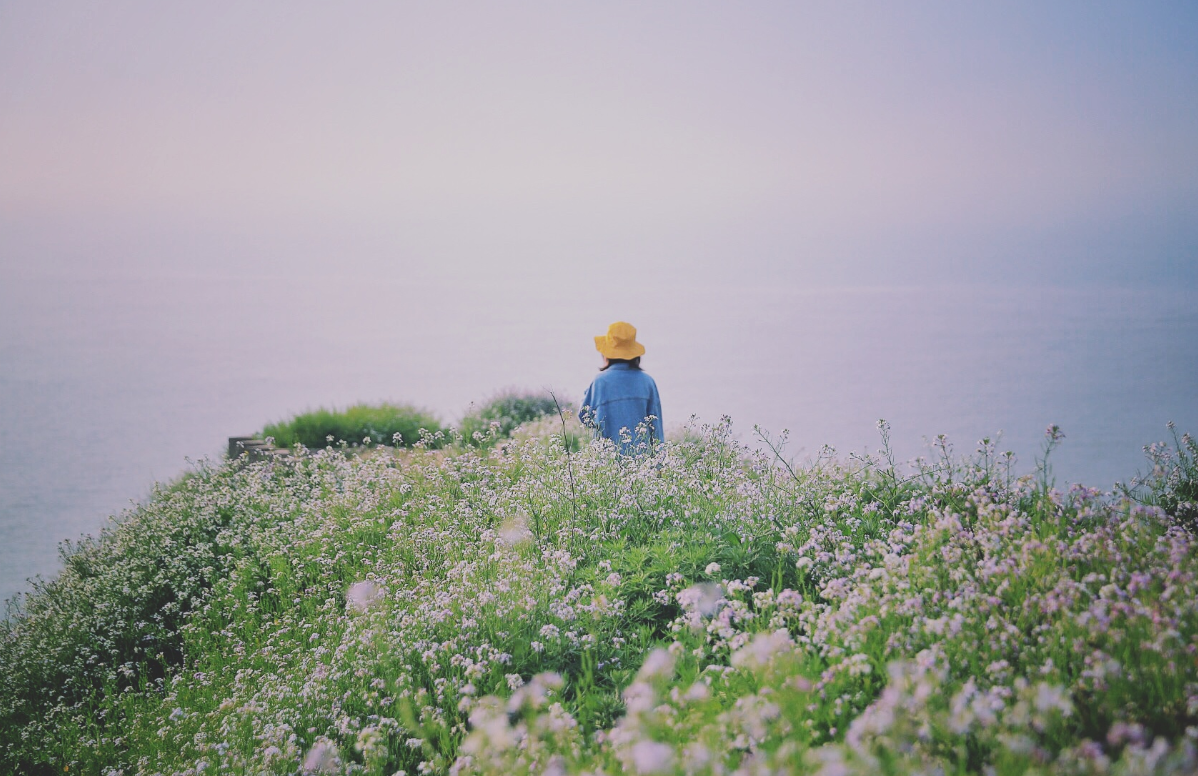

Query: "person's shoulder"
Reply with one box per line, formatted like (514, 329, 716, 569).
(635, 369, 659, 389)
(589, 368, 618, 388)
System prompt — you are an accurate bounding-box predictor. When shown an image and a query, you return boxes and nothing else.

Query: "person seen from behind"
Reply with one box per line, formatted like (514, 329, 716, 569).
(580, 321, 664, 454)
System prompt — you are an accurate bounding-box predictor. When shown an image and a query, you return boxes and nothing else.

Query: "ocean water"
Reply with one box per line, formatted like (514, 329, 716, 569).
(1, 271, 1195, 607)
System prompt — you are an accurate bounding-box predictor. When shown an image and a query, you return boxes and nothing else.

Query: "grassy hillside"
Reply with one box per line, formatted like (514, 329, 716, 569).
(2, 419, 1196, 775)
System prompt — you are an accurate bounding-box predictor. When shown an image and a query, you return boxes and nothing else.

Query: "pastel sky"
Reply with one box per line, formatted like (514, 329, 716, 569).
(2, 1, 1196, 287)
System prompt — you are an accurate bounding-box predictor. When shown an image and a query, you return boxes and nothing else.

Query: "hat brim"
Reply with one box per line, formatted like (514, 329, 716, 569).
(595, 335, 646, 359)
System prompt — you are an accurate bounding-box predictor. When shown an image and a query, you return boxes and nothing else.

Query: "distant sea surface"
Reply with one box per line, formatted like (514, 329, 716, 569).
(2, 272, 1196, 606)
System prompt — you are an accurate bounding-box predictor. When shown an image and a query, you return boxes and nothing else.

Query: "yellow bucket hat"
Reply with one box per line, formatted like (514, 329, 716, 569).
(594, 321, 646, 359)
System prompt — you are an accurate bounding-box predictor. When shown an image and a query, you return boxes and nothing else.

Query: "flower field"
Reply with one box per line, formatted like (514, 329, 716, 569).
(2, 418, 1197, 775)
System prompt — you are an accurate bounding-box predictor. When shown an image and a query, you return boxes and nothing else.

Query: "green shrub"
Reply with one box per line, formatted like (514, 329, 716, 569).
(261, 403, 444, 450)
(459, 391, 561, 446)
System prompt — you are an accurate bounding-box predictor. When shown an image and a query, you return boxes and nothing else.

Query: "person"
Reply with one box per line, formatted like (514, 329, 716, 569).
(579, 321, 664, 453)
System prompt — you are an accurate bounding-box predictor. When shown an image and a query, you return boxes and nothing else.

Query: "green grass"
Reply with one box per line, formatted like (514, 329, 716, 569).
(2, 417, 1196, 775)
(261, 402, 445, 449)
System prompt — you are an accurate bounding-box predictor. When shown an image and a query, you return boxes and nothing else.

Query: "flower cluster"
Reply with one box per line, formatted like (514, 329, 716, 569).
(1, 416, 1196, 775)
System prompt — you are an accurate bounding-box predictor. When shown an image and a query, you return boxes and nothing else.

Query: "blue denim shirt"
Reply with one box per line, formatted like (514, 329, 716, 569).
(579, 363, 664, 453)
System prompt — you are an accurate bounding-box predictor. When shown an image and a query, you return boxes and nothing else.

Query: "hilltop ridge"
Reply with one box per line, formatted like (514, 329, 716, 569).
(2, 417, 1196, 775)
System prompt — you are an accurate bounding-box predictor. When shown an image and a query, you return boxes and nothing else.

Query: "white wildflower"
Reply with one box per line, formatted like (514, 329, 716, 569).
(637, 648, 675, 681)
(808, 745, 853, 776)
(462, 697, 517, 754)
(508, 671, 563, 712)
(624, 681, 656, 714)
(302, 738, 341, 774)
(676, 583, 725, 617)
(1034, 683, 1073, 716)
(346, 581, 384, 613)
(498, 515, 534, 546)
(682, 742, 712, 772)
(356, 726, 385, 760)
(630, 740, 675, 774)
(730, 630, 793, 671)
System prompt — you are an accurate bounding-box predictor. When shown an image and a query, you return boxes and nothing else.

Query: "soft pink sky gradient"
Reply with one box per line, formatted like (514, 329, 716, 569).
(2, 2, 1196, 286)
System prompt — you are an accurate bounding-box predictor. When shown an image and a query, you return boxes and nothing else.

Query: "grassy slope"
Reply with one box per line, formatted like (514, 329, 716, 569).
(1, 422, 1196, 775)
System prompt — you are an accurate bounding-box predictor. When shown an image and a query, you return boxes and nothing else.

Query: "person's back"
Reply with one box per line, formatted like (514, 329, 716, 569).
(580, 322, 663, 453)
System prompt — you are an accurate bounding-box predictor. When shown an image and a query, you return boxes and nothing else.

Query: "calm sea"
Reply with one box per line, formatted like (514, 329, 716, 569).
(2, 271, 1195, 606)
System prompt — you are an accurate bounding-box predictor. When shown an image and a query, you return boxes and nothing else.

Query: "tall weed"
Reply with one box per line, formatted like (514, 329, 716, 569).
(1120, 422, 1198, 531)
